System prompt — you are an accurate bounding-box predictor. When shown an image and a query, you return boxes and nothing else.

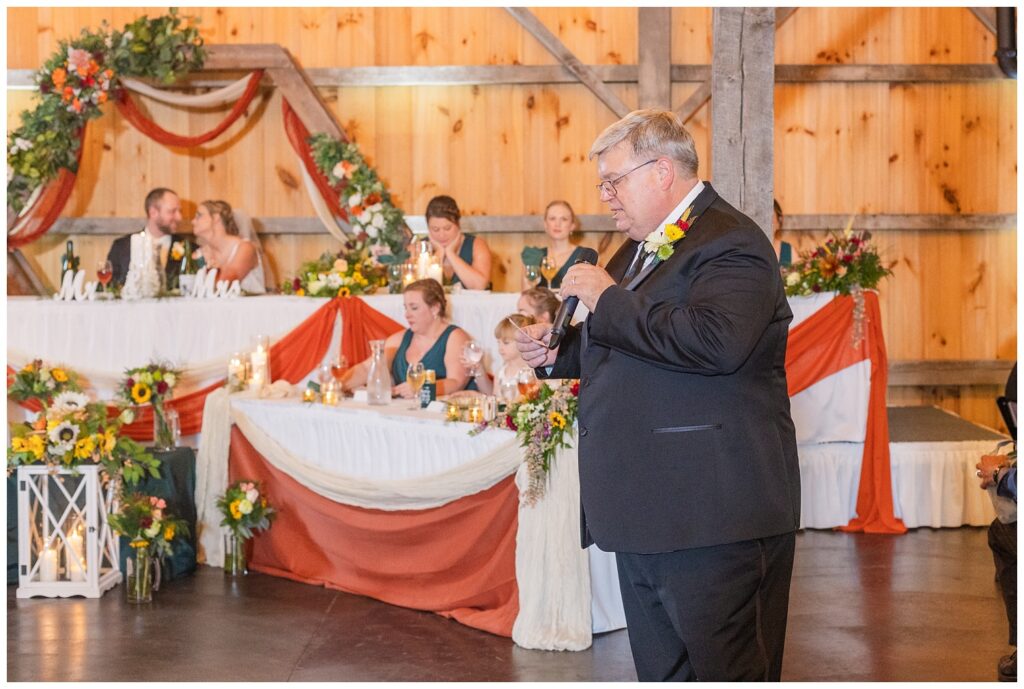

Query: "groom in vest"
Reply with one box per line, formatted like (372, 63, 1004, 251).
(107, 187, 186, 287)
(517, 109, 801, 681)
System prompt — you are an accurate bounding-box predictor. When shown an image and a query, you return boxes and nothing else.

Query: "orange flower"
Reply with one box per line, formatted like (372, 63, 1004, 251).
(97, 91, 108, 104)
(62, 86, 74, 102)
(71, 98, 83, 113)
(351, 205, 364, 217)
(103, 68, 113, 79)
(85, 59, 99, 77)
(52, 67, 67, 89)
(817, 255, 840, 279)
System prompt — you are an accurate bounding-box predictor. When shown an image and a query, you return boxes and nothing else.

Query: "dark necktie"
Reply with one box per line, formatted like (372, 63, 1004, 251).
(620, 247, 650, 285)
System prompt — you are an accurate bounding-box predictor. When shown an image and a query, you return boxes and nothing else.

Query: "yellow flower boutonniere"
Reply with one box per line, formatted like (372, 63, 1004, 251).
(171, 241, 185, 261)
(642, 205, 695, 263)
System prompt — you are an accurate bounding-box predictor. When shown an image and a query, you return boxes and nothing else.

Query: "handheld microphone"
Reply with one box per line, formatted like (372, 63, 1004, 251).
(547, 247, 599, 350)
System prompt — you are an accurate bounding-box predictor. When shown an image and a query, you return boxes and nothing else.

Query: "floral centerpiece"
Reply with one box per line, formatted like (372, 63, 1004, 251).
(783, 219, 893, 297)
(8, 10, 204, 214)
(216, 479, 276, 575)
(117, 363, 181, 451)
(108, 493, 189, 602)
(469, 380, 580, 505)
(8, 375, 159, 485)
(7, 360, 83, 407)
(281, 241, 387, 298)
(307, 133, 411, 264)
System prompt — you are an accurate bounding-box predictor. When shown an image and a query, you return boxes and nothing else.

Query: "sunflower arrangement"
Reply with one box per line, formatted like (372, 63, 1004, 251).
(468, 379, 580, 505)
(783, 218, 893, 297)
(281, 244, 386, 298)
(108, 493, 189, 559)
(7, 359, 82, 407)
(7, 387, 159, 485)
(117, 363, 182, 450)
(215, 480, 276, 539)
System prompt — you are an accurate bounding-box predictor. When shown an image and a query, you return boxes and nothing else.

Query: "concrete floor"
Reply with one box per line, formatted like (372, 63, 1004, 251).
(7, 527, 1012, 682)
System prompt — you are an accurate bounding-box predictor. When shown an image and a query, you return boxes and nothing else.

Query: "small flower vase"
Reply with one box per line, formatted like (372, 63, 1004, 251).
(151, 399, 175, 451)
(125, 549, 160, 603)
(224, 532, 247, 576)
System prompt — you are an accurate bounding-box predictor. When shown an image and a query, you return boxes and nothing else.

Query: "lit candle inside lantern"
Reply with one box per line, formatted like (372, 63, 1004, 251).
(402, 264, 416, 287)
(67, 530, 85, 582)
(302, 387, 317, 403)
(40, 546, 59, 582)
(426, 260, 443, 285)
(415, 239, 432, 280)
(228, 352, 246, 391)
(249, 340, 269, 392)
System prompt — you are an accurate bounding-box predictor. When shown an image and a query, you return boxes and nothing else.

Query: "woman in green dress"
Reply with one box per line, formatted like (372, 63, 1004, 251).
(340, 279, 476, 399)
(425, 195, 493, 290)
(521, 200, 591, 290)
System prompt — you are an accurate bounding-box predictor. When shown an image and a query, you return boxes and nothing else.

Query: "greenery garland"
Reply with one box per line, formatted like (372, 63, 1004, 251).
(308, 133, 411, 262)
(7, 9, 204, 215)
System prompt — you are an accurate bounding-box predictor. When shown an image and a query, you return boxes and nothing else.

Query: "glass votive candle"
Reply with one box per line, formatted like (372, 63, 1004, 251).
(302, 387, 317, 403)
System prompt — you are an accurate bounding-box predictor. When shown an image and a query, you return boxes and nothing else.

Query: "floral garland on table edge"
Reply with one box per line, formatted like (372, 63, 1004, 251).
(305, 133, 411, 260)
(469, 380, 580, 506)
(782, 217, 893, 297)
(7, 9, 204, 214)
(116, 363, 182, 449)
(108, 493, 189, 559)
(7, 361, 160, 486)
(281, 242, 387, 297)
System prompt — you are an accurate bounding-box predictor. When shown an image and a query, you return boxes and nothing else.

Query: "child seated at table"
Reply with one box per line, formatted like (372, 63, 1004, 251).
(464, 313, 535, 401)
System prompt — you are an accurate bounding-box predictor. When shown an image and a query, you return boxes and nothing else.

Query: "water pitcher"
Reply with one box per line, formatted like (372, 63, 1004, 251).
(366, 340, 392, 405)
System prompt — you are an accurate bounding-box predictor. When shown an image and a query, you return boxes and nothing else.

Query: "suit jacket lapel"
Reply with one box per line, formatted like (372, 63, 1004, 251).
(623, 183, 721, 292)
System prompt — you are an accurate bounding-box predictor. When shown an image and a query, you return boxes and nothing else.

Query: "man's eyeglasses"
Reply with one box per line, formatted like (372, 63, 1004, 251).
(596, 159, 657, 197)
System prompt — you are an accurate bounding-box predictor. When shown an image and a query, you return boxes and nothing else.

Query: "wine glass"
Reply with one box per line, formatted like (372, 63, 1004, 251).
(517, 367, 539, 399)
(463, 341, 484, 377)
(331, 354, 348, 384)
(96, 260, 113, 293)
(406, 362, 426, 410)
(524, 264, 541, 289)
(317, 364, 333, 392)
(539, 256, 558, 286)
(498, 377, 519, 405)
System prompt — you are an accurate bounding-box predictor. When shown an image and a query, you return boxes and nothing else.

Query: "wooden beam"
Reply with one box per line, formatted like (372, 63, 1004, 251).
(267, 56, 343, 140)
(775, 7, 799, 28)
(505, 7, 631, 118)
(776, 63, 1006, 82)
(969, 7, 998, 37)
(7, 248, 50, 296)
(889, 359, 1014, 386)
(638, 8, 672, 109)
(784, 213, 1016, 232)
(711, 8, 775, 238)
(202, 44, 292, 70)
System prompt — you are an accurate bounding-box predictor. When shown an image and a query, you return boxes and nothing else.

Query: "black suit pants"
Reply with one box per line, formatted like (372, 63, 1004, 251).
(615, 531, 796, 682)
(989, 519, 1016, 646)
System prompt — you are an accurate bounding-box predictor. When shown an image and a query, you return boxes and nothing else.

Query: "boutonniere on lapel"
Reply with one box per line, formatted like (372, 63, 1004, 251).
(170, 241, 185, 262)
(643, 204, 696, 263)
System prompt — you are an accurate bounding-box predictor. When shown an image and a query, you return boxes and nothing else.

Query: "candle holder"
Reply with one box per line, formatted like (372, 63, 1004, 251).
(228, 351, 247, 392)
(249, 335, 271, 392)
(16, 466, 121, 598)
(302, 387, 318, 404)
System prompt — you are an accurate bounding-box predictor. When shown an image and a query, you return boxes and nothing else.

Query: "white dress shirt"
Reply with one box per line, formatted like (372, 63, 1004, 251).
(625, 180, 706, 277)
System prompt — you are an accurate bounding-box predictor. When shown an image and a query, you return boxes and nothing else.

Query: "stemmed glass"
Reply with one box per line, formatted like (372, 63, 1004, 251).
(517, 367, 539, 399)
(96, 260, 113, 295)
(524, 264, 541, 289)
(539, 256, 558, 286)
(463, 341, 484, 378)
(406, 362, 426, 410)
(317, 364, 333, 391)
(330, 354, 348, 385)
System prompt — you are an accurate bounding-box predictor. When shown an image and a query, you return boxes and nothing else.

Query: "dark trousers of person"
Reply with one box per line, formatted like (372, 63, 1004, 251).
(615, 531, 796, 682)
(989, 519, 1017, 646)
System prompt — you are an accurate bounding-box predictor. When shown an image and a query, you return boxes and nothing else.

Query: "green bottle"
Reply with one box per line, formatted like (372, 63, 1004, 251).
(59, 240, 78, 277)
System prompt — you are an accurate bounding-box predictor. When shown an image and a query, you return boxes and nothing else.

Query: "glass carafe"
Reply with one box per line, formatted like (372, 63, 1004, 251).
(366, 339, 392, 405)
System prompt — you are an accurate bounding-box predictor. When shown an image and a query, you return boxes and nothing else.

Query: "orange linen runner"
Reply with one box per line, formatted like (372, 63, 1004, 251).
(785, 291, 905, 534)
(229, 426, 520, 637)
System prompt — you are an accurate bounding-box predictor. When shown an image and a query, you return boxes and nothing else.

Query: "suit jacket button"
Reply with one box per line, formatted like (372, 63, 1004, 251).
(580, 427, 589, 436)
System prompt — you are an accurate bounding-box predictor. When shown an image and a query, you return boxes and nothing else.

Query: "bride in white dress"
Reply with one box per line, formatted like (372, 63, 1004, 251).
(191, 200, 266, 294)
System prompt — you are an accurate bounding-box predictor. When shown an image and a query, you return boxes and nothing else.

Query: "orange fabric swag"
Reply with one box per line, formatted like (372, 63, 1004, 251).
(230, 427, 520, 637)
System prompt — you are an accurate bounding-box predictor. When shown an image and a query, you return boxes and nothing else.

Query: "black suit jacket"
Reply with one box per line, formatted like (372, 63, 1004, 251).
(547, 184, 801, 553)
(107, 231, 187, 287)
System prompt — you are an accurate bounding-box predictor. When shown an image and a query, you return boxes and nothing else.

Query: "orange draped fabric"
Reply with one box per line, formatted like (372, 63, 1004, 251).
(281, 98, 349, 220)
(785, 292, 905, 534)
(10, 297, 404, 441)
(114, 71, 264, 148)
(230, 427, 520, 636)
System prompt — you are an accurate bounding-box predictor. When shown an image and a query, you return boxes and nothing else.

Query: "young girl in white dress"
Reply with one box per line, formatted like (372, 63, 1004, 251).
(465, 313, 535, 401)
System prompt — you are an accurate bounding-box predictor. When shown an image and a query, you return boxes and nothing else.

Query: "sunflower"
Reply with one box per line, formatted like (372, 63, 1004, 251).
(48, 421, 80, 448)
(11, 437, 29, 453)
(131, 381, 152, 404)
(337, 286, 351, 297)
(229, 499, 242, 520)
(26, 435, 45, 459)
(817, 255, 841, 279)
(129, 539, 150, 549)
(73, 435, 96, 460)
(103, 429, 117, 453)
(51, 368, 68, 383)
(549, 411, 567, 430)
(163, 525, 176, 541)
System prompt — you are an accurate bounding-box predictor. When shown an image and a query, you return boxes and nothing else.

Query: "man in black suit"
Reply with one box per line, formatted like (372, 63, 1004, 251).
(106, 187, 185, 287)
(517, 110, 800, 681)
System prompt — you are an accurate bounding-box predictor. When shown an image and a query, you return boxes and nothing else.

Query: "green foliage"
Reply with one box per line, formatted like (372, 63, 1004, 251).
(783, 227, 894, 297)
(108, 492, 190, 559)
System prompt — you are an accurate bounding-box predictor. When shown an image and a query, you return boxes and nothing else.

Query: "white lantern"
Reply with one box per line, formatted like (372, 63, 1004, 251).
(16, 465, 122, 599)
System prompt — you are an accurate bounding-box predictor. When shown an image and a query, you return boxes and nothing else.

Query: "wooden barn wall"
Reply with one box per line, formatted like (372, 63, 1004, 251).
(6, 7, 1017, 430)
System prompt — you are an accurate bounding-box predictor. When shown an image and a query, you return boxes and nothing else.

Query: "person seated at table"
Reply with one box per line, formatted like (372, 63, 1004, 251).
(340, 279, 476, 398)
(517, 286, 560, 325)
(773, 198, 792, 268)
(106, 187, 187, 287)
(425, 195, 492, 290)
(521, 200, 591, 289)
(464, 312, 535, 396)
(192, 200, 266, 294)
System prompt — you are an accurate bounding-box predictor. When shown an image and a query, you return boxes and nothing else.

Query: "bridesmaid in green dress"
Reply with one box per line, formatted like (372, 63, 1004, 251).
(425, 195, 493, 290)
(340, 279, 476, 398)
(521, 200, 591, 290)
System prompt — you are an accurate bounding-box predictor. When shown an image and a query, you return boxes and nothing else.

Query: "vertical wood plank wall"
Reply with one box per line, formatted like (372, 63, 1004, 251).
(6, 7, 1017, 429)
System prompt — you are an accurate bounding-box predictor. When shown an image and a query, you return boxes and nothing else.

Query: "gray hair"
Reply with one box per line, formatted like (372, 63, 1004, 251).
(588, 109, 699, 178)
